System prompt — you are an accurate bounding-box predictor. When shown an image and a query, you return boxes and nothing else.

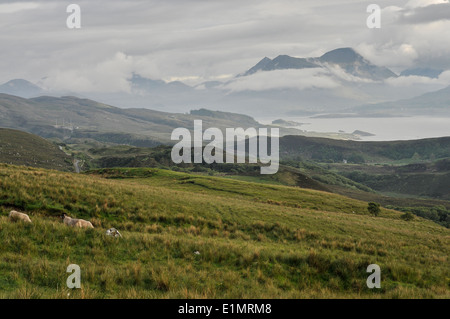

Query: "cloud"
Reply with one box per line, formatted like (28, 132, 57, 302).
(385, 70, 450, 86)
(164, 76, 201, 83)
(42, 52, 134, 93)
(222, 68, 339, 92)
(405, 0, 449, 9)
(357, 43, 419, 69)
(324, 64, 377, 83)
(400, 2, 450, 24)
(0, 2, 40, 14)
(355, 1, 450, 71)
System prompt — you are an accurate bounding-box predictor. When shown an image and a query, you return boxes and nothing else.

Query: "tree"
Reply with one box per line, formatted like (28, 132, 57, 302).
(368, 202, 381, 216)
(401, 212, 414, 221)
(348, 154, 365, 164)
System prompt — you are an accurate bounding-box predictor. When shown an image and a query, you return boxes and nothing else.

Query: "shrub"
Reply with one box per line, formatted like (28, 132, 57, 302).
(368, 202, 381, 216)
(401, 212, 414, 221)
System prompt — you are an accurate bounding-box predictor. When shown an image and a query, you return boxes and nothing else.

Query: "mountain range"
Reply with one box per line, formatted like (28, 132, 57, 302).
(0, 47, 448, 117)
(243, 48, 397, 81)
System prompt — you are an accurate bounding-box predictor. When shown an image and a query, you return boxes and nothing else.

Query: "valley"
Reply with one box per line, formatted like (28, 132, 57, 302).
(1, 126, 448, 228)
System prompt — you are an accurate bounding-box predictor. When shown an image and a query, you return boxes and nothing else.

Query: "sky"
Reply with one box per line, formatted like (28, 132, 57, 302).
(0, 0, 450, 93)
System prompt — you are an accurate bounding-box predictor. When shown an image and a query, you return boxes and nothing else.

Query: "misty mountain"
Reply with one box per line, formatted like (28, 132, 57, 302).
(1, 48, 448, 118)
(130, 73, 192, 93)
(242, 48, 397, 81)
(243, 55, 318, 76)
(0, 79, 45, 98)
(400, 68, 444, 79)
(315, 48, 398, 81)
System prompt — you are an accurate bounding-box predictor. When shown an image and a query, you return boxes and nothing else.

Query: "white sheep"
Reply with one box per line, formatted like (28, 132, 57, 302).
(106, 228, 122, 238)
(9, 210, 32, 223)
(60, 213, 94, 229)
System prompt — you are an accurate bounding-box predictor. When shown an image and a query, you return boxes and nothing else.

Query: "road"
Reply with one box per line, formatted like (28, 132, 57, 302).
(73, 159, 81, 173)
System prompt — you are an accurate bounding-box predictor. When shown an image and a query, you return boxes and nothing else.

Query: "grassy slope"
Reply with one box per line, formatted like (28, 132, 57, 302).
(328, 160, 450, 200)
(0, 128, 72, 171)
(46, 141, 450, 227)
(66, 143, 374, 193)
(280, 135, 450, 163)
(0, 164, 448, 299)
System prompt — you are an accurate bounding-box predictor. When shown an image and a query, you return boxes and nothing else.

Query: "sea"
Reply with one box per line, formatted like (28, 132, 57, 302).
(256, 116, 450, 141)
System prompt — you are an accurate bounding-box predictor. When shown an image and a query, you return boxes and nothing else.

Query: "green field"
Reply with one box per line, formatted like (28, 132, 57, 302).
(0, 164, 448, 298)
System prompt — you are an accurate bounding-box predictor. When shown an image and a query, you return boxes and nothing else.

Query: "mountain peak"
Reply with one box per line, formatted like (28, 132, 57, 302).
(242, 57, 273, 76)
(243, 55, 318, 76)
(319, 48, 363, 64)
(0, 79, 44, 98)
(1, 79, 40, 89)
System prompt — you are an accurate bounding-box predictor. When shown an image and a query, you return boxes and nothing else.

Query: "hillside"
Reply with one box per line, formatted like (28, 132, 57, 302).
(0, 164, 448, 298)
(280, 135, 450, 163)
(0, 128, 72, 171)
(0, 94, 311, 146)
(330, 159, 450, 200)
(62, 138, 450, 225)
(279, 135, 450, 214)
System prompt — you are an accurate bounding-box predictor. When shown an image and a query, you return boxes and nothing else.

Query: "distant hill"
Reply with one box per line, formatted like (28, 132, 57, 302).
(0, 79, 45, 98)
(243, 48, 397, 81)
(130, 73, 193, 93)
(353, 85, 450, 115)
(279, 135, 450, 163)
(278, 135, 450, 201)
(0, 93, 306, 146)
(0, 128, 72, 171)
(189, 108, 257, 126)
(334, 159, 450, 200)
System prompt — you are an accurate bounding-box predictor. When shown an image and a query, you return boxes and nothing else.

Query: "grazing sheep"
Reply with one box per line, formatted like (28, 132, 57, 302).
(60, 213, 94, 229)
(9, 210, 32, 223)
(106, 228, 122, 238)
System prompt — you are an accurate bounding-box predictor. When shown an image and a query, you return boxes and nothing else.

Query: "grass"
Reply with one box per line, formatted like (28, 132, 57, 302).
(0, 128, 72, 171)
(0, 164, 449, 298)
(61, 141, 450, 227)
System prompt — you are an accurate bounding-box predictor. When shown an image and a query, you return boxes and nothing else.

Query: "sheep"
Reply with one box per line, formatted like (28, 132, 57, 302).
(9, 210, 32, 223)
(106, 228, 122, 238)
(60, 213, 94, 229)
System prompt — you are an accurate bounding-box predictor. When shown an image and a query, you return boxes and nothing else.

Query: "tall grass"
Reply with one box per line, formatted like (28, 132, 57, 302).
(0, 164, 448, 298)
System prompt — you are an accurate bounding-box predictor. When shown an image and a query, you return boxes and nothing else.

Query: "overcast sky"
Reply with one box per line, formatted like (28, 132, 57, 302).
(0, 0, 449, 92)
